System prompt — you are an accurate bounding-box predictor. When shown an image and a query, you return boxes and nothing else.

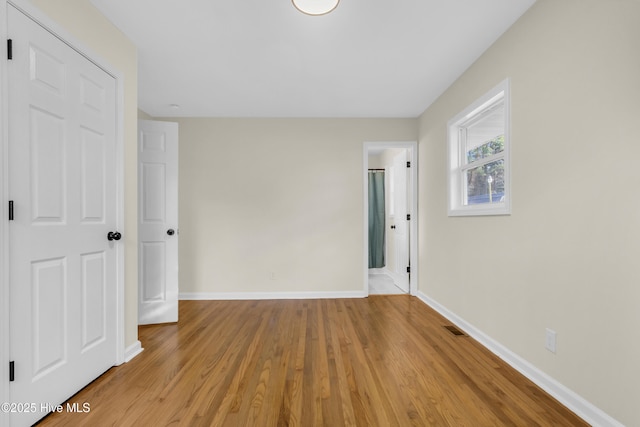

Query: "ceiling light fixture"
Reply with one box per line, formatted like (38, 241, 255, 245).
(292, 0, 340, 16)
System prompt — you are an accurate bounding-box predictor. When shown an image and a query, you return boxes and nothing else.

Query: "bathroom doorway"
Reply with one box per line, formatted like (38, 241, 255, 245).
(364, 142, 417, 295)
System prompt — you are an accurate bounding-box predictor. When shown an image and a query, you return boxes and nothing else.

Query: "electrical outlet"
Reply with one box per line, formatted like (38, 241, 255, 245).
(545, 328, 557, 353)
(270, 272, 276, 281)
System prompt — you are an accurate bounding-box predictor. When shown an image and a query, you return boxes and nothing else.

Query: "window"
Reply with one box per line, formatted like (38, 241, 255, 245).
(448, 79, 510, 216)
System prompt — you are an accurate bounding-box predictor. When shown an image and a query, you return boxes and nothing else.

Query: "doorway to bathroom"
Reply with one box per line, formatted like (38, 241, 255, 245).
(364, 142, 417, 295)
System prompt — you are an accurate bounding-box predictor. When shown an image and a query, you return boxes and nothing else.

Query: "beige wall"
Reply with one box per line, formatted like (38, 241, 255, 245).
(177, 118, 417, 295)
(27, 0, 139, 348)
(418, 0, 640, 425)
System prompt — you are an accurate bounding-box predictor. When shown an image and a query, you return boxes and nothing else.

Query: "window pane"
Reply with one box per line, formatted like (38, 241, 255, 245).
(466, 135, 504, 163)
(465, 159, 505, 205)
(465, 102, 504, 154)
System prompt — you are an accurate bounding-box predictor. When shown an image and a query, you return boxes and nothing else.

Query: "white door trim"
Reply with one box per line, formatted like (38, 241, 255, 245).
(0, 1, 126, 422)
(363, 141, 418, 296)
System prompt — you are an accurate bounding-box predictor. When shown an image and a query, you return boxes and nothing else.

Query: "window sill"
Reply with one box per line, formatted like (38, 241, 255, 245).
(448, 203, 510, 217)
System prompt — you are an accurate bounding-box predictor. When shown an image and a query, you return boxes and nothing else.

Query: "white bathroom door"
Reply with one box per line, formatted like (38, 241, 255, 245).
(138, 120, 179, 325)
(393, 151, 409, 292)
(8, 5, 119, 425)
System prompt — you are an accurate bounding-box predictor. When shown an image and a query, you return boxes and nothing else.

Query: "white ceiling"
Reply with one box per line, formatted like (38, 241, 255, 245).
(90, 0, 536, 118)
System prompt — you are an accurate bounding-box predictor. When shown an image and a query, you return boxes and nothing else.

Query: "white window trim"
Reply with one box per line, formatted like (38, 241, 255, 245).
(447, 79, 511, 216)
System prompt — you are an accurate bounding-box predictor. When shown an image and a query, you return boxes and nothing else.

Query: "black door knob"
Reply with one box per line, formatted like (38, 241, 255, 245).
(107, 231, 122, 241)
(167, 229, 175, 236)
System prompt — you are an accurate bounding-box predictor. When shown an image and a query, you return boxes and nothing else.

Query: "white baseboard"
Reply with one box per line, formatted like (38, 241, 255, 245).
(416, 291, 623, 427)
(180, 290, 367, 301)
(124, 340, 144, 363)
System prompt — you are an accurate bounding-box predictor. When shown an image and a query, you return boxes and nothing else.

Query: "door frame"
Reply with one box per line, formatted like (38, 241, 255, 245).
(0, 0, 126, 420)
(363, 141, 418, 296)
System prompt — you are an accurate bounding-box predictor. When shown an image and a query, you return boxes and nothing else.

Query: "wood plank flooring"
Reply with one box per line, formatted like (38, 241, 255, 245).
(37, 297, 587, 426)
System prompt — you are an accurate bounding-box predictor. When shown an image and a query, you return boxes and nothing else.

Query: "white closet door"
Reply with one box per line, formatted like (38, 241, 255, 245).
(8, 5, 118, 425)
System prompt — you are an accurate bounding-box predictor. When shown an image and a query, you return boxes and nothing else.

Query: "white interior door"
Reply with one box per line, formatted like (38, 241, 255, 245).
(8, 5, 119, 425)
(393, 151, 409, 292)
(138, 120, 179, 325)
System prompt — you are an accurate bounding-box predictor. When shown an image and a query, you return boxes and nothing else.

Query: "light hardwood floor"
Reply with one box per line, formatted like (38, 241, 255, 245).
(37, 297, 587, 426)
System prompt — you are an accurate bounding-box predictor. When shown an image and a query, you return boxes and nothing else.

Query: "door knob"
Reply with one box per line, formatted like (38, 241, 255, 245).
(167, 229, 175, 236)
(107, 231, 122, 241)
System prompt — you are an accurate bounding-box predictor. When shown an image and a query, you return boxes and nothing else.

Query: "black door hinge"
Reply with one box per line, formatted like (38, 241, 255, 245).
(406, 266, 411, 274)
(9, 361, 14, 382)
(9, 201, 14, 221)
(406, 161, 411, 168)
(7, 39, 13, 60)
(406, 214, 411, 221)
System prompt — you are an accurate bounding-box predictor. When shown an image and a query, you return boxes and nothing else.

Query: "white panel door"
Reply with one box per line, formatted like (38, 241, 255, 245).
(138, 120, 179, 325)
(8, 5, 118, 426)
(393, 151, 409, 293)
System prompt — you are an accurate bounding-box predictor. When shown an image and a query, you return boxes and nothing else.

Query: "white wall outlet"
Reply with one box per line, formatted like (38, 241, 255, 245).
(545, 328, 557, 353)
(270, 272, 276, 280)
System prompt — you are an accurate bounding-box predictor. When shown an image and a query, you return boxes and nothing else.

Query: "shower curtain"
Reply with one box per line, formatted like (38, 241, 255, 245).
(368, 171, 385, 268)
